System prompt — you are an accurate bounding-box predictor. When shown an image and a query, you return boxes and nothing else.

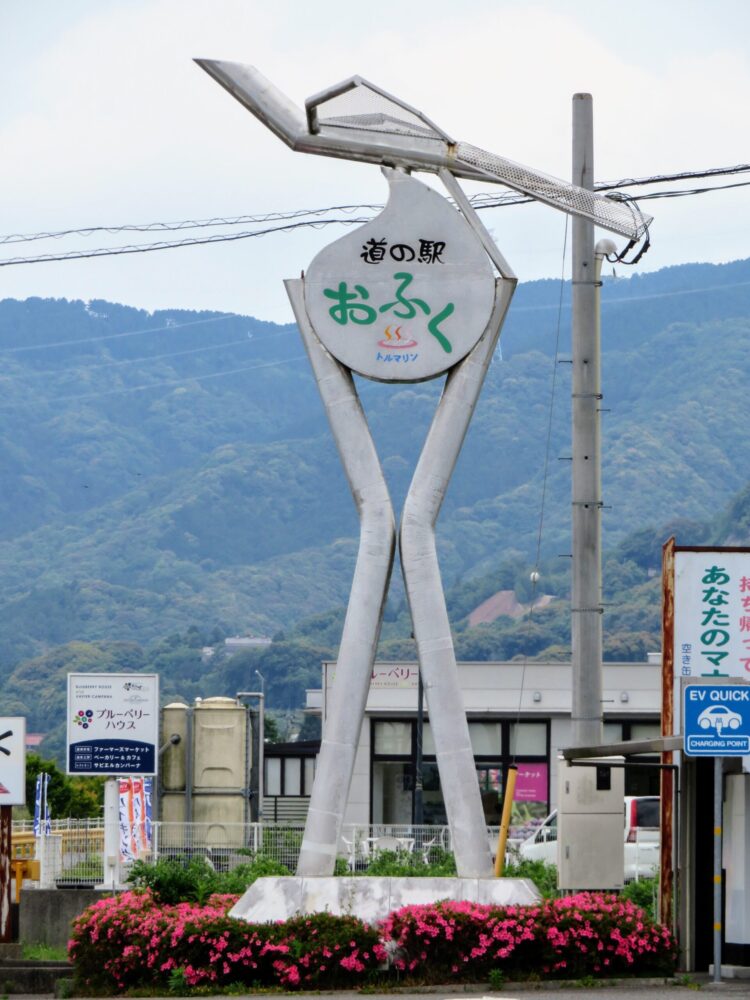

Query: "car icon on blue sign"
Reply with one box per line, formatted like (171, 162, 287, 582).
(697, 704, 743, 733)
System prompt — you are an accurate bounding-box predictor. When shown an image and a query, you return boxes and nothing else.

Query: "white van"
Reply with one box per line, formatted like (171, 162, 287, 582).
(517, 795, 659, 881)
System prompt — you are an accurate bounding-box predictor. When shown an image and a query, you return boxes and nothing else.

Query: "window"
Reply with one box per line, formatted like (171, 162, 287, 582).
(631, 722, 661, 742)
(304, 757, 315, 795)
(476, 766, 503, 824)
(265, 755, 315, 796)
(603, 722, 623, 744)
(509, 722, 546, 756)
(372, 762, 412, 823)
(371, 717, 549, 832)
(470, 721, 502, 755)
(422, 721, 501, 755)
(265, 757, 281, 796)
(285, 757, 301, 796)
(374, 721, 411, 755)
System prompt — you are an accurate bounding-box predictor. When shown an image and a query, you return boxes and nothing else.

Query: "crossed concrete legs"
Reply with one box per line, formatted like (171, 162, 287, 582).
(285, 277, 515, 878)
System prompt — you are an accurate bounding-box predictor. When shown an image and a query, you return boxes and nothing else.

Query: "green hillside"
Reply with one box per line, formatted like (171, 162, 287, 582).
(2, 484, 741, 762)
(1, 257, 750, 682)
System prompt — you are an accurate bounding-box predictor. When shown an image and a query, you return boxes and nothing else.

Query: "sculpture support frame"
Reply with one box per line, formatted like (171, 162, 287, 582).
(287, 277, 396, 873)
(287, 277, 516, 878)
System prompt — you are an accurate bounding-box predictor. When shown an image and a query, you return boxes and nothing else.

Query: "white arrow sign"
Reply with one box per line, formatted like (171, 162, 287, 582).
(0, 718, 26, 806)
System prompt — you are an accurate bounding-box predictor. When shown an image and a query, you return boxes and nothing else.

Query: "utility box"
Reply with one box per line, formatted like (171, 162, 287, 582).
(557, 758, 625, 889)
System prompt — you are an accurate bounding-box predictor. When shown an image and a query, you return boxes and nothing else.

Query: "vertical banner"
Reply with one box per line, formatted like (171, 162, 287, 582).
(33, 774, 42, 837)
(43, 773, 51, 834)
(118, 776, 153, 862)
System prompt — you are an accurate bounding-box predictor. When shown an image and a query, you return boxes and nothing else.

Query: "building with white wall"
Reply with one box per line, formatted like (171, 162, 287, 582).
(312, 658, 661, 837)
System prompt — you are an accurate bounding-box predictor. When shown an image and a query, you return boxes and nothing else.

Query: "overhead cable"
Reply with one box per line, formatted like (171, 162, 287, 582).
(1, 163, 749, 268)
(0, 217, 372, 268)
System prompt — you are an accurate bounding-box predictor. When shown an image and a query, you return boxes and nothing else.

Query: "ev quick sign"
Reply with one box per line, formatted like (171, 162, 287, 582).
(683, 684, 750, 756)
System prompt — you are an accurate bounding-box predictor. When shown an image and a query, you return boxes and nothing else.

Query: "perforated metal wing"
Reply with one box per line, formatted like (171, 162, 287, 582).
(196, 61, 652, 241)
(307, 77, 650, 240)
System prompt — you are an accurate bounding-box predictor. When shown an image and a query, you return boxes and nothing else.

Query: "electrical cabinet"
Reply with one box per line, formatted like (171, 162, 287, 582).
(557, 758, 625, 889)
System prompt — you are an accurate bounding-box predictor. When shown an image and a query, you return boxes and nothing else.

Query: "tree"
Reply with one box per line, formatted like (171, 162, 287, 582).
(264, 714, 282, 743)
(297, 714, 321, 741)
(25, 753, 104, 819)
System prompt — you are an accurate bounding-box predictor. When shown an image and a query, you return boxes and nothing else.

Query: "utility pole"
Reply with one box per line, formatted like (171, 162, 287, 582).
(571, 93, 603, 747)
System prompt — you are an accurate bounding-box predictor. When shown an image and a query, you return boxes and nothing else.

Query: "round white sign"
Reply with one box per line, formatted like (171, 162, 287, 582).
(304, 170, 496, 382)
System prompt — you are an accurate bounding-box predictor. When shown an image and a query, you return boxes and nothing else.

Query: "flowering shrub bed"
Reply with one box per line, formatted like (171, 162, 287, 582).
(69, 890, 384, 993)
(382, 893, 676, 981)
(69, 889, 676, 994)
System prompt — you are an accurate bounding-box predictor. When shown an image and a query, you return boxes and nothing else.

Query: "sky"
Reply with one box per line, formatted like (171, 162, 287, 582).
(2, 0, 750, 323)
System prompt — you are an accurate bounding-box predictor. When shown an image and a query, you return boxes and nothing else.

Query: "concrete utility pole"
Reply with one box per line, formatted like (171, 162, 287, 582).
(571, 93, 603, 747)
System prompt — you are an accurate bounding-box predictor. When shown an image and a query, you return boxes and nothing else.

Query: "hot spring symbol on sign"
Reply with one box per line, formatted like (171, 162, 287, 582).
(304, 169, 496, 383)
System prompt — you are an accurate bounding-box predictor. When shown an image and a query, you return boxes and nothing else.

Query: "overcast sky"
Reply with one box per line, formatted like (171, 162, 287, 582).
(2, 0, 750, 322)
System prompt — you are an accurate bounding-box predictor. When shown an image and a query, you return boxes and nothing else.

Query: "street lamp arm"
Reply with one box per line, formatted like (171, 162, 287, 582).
(195, 60, 651, 242)
(196, 60, 307, 150)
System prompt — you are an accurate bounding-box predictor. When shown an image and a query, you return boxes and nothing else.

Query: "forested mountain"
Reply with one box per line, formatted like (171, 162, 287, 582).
(0, 479, 740, 763)
(1, 256, 750, 725)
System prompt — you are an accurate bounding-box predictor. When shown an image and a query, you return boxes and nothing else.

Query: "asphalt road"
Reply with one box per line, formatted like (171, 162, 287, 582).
(16, 973, 750, 1000)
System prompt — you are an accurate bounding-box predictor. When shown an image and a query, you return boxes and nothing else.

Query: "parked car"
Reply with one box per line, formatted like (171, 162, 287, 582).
(518, 795, 659, 881)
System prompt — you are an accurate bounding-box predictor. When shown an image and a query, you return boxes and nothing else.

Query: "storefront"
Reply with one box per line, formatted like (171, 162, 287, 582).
(318, 659, 661, 837)
(371, 716, 549, 835)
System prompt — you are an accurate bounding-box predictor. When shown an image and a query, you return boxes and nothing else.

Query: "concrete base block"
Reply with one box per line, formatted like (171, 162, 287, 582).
(709, 964, 750, 979)
(20, 888, 103, 949)
(230, 876, 540, 925)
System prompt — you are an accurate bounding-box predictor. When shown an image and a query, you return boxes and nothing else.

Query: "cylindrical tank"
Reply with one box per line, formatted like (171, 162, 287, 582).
(159, 696, 249, 848)
(161, 703, 189, 791)
(159, 702, 189, 827)
(193, 697, 247, 792)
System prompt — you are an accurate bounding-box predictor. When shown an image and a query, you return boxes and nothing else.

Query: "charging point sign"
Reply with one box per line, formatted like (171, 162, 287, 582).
(683, 684, 750, 756)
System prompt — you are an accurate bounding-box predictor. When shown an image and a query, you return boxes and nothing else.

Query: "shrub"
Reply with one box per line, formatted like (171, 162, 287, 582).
(69, 889, 676, 994)
(619, 876, 658, 921)
(363, 847, 456, 877)
(127, 856, 218, 904)
(126, 853, 290, 904)
(502, 858, 558, 898)
(380, 893, 676, 982)
(69, 890, 383, 995)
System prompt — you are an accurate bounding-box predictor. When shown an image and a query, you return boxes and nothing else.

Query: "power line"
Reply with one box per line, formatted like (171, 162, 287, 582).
(0, 204, 382, 246)
(627, 179, 750, 202)
(4, 163, 749, 247)
(4, 337, 253, 379)
(509, 277, 750, 314)
(26, 354, 308, 404)
(0, 162, 749, 269)
(6, 326, 303, 382)
(0, 216, 372, 268)
(0, 313, 236, 353)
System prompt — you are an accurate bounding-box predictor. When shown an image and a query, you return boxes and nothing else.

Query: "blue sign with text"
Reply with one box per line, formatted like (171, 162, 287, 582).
(683, 684, 750, 756)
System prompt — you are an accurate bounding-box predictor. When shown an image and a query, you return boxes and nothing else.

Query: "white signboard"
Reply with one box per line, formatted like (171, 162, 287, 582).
(0, 717, 26, 805)
(67, 673, 159, 776)
(673, 550, 750, 735)
(675, 551, 750, 680)
(304, 169, 496, 383)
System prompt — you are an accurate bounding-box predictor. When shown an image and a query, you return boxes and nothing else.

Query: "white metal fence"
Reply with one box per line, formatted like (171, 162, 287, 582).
(12, 819, 516, 889)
